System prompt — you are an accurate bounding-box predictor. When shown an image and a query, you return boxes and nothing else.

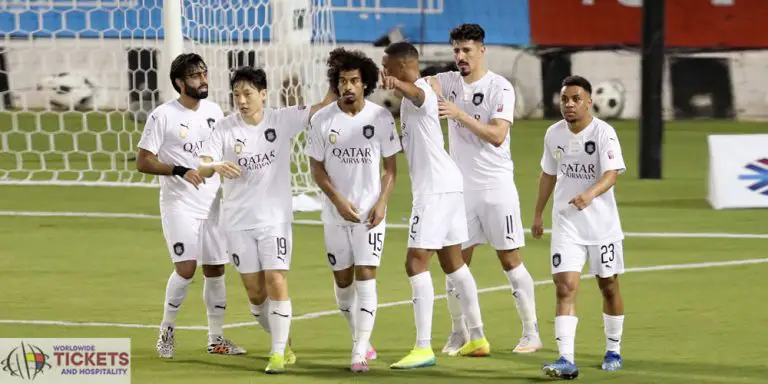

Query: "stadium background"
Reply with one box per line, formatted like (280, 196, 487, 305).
(0, 1, 767, 383)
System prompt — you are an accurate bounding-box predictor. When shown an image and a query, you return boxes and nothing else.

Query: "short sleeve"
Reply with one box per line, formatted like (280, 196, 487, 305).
(277, 105, 312, 138)
(200, 121, 225, 162)
(304, 118, 325, 161)
(599, 127, 626, 175)
(540, 132, 558, 176)
(413, 79, 438, 113)
(490, 84, 516, 124)
(137, 112, 165, 155)
(379, 111, 402, 158)
(434, 72, 454, 99)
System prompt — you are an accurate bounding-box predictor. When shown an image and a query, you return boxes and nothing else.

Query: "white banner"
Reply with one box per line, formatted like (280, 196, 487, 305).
(708, 134, 768, 209)
(0, 338, 131, 384)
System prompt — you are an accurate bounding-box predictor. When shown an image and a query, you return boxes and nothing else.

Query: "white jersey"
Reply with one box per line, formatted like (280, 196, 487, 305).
(434, 70, 516, 191)
(137, 99, 224, 219)
(305, 101, 402, 224)
(201, 106, 310, 231)
(540, 117, 626, 245)
(399, 78, 463, 196)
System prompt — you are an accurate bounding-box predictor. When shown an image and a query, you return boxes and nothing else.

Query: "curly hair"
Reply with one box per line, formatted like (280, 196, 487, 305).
(326, 47, 379, 97)
(449, 23, 485, 44)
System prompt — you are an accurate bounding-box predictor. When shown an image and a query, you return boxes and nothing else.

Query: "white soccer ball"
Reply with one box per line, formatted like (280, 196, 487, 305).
(37, 72, 97, 111)
(591, 80, 625, 119)
(368, 88, 401, 115)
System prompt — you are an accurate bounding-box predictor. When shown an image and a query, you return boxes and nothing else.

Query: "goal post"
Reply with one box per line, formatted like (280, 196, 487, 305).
(0, 0, 333, 210)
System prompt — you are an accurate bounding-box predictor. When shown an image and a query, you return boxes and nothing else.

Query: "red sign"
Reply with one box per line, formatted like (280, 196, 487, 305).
(529, 0, 768, 48)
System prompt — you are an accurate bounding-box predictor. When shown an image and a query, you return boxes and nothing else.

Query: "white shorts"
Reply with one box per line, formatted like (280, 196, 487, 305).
(323, 221, 386, 271)
(225, 223, 293, 274)
(550, 238, 625, 278)
(408, 192, 468, 249)
(463, 186, 526, 251)
(161, 213, 228, 266)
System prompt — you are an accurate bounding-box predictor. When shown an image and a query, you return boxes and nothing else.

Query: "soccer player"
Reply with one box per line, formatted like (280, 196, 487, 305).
(427, 23, 541, 354)
(305, 47, 401, 373)
(136, 53, 245, 359)
(379, 42, 491, 369)
(532, 75, 626, 379)
(197, 66, 335, 374)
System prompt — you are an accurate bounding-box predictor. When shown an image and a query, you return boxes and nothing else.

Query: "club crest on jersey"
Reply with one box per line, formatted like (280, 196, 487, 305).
(265, 128, 276, 143)
(585, 140, 596, 155)
(362, 125, 374, 139)
(235, 138, 246, 154)
(207, 118, 216, 130)
(179, 124, 189, 139)
(173, 242, 185, 256)
(449, 91, 457, 102)
(472, 92, 484, 106)
(329, 133, 337, 144)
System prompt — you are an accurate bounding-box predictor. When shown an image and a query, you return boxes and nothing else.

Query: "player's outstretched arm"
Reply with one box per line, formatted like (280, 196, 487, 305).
(381, 72, 425, 107)
(569, 170, 619, 210)
(367, 155, 397, 229)
(308, 87, 338, 120)
(136, 148, 205, 189)
(197, 156, 241, 179)
(309, 158, 361, 223)
(532, 171, 557, 239)
(439, 100, 509, 147)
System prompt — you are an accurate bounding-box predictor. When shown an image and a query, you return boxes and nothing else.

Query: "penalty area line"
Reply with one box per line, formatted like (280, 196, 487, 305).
(1, 257, 767, 331)
(1, 210, 768, 239)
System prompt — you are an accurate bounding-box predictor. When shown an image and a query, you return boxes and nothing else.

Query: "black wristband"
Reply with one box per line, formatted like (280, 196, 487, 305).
(172, 165, 191, 177)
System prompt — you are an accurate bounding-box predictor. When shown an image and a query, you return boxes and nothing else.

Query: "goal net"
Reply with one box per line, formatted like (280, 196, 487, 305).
(0, 0, 334, 209)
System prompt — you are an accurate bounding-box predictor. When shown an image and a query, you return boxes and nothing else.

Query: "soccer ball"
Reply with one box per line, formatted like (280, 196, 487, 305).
(368, 88, 402, 115)
(591, 81, 625, 119)
(37, 72, 97, 111)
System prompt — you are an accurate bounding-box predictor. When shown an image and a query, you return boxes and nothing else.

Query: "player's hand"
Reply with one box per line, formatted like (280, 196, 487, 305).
(182, 169, 205, 189)
(569, 191, 595, 211)
(334, 199, 361, 223)
(213, 161, 241, 179)
(531, 215, 545, 239)
(380, 71, 397, 90)
(437, 100, 462, 120)
(366, 201, 386, 229)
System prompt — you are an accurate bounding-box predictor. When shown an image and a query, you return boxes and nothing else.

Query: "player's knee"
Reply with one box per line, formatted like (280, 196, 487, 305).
(461, 247, 474, 265)
(497, 248, 521, 270)
(405, 249, 430, 276)
(201, 264, 225, 278)
(174, 261, 197, 279)
(355, 265, 376, 281)
(243, 282, 267, 305)
(333, 267, 355, 288)
(598, 276, 620, 299)
(265, 271, 288, 300)
(554, 280, 578, 301)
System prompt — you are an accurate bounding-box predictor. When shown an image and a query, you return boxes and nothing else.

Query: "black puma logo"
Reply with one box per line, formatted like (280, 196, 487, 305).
(608, 338, 620, 343)
(557, 145, 565, 152)
(271, 311, 289, 318)
(167, 303, 180, 308)
(339, 307, 351, 313)
(360, 308, 375, 317)
(214, 305, 226, 310)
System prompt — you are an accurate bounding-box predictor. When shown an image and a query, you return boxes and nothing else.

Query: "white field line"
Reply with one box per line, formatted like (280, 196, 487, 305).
(1, 258, 766, 331)
(1, 210, 768, 239)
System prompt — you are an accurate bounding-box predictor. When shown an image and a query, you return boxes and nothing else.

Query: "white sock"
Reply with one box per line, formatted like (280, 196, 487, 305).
(410, 272, 434, 349)
(249, 301, 270, 333)
(334, 282, 357, 341)
(203, 275, 227, 343)
(603, 313, 624, 354)
(353, 279, 377, 359)
(445, 278, 467, 337)
(269, 300, 292, 355)
(161, 271, 192, 329)
(505, 263, 539, 336)
(555, 315, 578, 363)
(447, 265, 484, 340)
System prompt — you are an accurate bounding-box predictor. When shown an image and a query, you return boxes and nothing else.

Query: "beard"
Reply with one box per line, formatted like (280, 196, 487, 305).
(342, 92, 356, 104)
(185, 83, 209, 100)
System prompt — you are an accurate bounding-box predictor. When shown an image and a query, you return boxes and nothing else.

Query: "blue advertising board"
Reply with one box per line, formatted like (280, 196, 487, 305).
(0, 0, 530, 46)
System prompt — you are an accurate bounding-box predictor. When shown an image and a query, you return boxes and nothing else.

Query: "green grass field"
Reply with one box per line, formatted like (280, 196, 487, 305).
(1, 113, 767, 383)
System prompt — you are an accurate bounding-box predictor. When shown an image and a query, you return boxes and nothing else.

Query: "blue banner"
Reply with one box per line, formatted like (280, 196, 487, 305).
(0, 0, 531, 45)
